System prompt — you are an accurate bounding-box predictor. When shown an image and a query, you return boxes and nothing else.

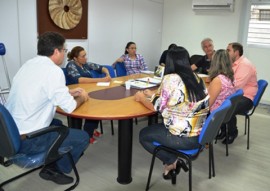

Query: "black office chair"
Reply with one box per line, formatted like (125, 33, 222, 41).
(239, 79, 268, 149)
(0, 103, 79, 191)
(145, 100, 232, 191)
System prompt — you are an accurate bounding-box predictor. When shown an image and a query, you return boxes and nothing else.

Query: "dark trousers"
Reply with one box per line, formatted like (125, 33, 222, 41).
(139, 123, 199, 165)
(83, 120, 99, 137)
(227, 96, 253, 135)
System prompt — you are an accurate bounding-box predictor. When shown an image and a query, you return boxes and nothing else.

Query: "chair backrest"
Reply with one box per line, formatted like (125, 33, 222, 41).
(253, 79, 268, 108)
(223, 89, 244, 123)
(115, 62, 127, 77)
(199, 100, 231, 145)
(0, 104, 21, 157)
(0, 43, 6, 56)
(190, 54, 203, 65)
(61, 67, 71, 86)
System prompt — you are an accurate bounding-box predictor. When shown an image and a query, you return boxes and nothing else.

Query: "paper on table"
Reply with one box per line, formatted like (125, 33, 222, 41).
(113, 80, 123, 84)
(141, 70, 154, 74)
(96, 82, 110, 86)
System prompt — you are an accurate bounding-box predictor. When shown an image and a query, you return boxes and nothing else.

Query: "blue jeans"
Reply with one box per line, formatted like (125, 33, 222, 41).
(19, 119, 89, 174)
(139, 123, 199, 165)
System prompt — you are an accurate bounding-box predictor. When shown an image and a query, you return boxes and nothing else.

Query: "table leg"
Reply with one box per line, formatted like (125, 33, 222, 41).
(67, 117, 82, 129)
(117, 119, 133, 184)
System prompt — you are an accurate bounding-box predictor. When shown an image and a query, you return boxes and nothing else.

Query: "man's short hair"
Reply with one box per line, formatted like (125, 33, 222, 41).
(229, 42, 243, 56)
(201, 38, 213, 48)
(37, 32, 65, 57)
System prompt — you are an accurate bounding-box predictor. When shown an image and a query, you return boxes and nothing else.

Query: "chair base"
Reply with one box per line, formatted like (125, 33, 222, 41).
(0, 153, 79, 191)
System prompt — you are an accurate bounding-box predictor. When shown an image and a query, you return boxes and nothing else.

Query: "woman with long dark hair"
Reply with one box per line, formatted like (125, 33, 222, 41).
(135, 46, 209, 180)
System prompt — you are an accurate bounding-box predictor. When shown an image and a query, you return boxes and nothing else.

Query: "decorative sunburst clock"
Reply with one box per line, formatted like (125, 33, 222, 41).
(48, 0, 82, 30)
(37, 0, 88, 39)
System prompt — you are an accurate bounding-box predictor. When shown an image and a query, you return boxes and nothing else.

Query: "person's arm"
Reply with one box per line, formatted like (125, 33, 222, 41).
(112, 56, 125, 67)
(234, 63, 254, 89)
(139, 55, 148, 71)
(78, 76, 111, 83)
(70, 88, 89, 109)
(102, 67, 111, 77)
(191, 64, 198, 71)
(208, 77, 222, 108)
(134, 91, 155, 111)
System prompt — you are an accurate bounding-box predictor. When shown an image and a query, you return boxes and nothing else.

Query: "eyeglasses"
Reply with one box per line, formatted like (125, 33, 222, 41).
(62, 48, 68, 53)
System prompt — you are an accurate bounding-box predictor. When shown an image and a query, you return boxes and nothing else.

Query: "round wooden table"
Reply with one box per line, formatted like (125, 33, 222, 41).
(57, 73, 157, 184)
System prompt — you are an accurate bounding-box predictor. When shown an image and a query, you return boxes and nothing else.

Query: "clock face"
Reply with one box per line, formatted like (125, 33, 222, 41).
(48, 0, 83, 30)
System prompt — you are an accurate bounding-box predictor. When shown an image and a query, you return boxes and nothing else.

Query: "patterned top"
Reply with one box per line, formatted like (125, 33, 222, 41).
(210, 74, 235, 112)
(66, 61, 103, 84)
(152, 73, 209, 137)
(120, 54, 148, 75)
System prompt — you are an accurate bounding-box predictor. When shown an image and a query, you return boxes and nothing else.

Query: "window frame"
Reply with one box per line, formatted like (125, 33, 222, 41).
(243, 0, 270, 49)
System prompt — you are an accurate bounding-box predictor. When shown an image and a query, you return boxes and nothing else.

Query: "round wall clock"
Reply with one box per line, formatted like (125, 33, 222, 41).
(48, 0, 83, 30)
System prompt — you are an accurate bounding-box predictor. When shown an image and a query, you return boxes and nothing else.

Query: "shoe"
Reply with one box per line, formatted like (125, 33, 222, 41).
(39, 166, 73, 185)
(163, 169, 177, 180)
(177, 159, 189, 172)
(90, 137, 97, 144)
(93, 130, 102, 138)
(216, 130, 226, 140)
(222, 130, 238, 145)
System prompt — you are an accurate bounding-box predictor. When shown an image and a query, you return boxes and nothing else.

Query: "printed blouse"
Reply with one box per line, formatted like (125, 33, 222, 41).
(152, 73, 209, 137)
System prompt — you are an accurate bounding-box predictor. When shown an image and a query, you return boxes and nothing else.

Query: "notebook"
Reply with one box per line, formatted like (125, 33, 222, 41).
(138, 65, 165, 84)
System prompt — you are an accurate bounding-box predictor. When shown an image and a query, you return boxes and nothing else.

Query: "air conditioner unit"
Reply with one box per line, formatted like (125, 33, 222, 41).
(192, 0, 235, 12)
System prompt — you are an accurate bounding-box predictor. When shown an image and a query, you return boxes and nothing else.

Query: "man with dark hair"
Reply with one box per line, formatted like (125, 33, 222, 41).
(159, 43, 177, 66)
(5, 32, 90, 184)
(217, 42, 258, 144)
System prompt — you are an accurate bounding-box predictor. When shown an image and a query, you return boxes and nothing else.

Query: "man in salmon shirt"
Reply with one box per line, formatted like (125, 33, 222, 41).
(223, 42, 258, 144)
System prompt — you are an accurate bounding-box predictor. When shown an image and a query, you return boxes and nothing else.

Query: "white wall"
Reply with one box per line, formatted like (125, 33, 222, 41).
(0, 0, 163, 88)
(162, 0, 270, 103)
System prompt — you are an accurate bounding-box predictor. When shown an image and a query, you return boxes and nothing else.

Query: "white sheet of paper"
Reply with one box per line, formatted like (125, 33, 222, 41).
(96, 82, 110, 86)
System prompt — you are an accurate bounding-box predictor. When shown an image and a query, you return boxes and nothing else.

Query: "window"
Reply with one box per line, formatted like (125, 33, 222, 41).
(247, 4, 270, 46)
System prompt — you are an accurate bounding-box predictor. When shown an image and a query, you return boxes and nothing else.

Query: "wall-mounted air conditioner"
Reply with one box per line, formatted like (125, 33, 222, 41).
(192, 0, 235, 12)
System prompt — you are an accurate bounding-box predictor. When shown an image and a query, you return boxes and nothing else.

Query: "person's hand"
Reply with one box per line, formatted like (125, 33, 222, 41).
(80, 89, 89, 102)
(100, 76, 111, 82)
(134, 91, 145, 102)
(143, 89, 154, 98)
(116, 58, 124, 63)
(69, 88, 84, 97)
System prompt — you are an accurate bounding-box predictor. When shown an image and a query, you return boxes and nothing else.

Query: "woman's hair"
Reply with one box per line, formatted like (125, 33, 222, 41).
(38, 32, 65, 56)
(124, 42, 136, 54)
(168, 43, 177, 50)
(164, 46, 207, 102)
(208, 49, 234, 82)
(67, 46, 84, 61)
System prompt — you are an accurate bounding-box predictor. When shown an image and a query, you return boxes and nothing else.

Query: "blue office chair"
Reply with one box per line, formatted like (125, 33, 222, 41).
(115, 62, 127, 77)
(0, 42, 11, 93)
(145, 100, 232, 191)
(239, 79, 268, 150)
(62, 67, 71, 86)
(0, 103, 79, 191)
(216, 89, 243, 156)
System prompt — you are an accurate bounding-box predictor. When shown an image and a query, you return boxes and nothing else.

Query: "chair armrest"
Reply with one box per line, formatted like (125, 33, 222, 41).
(26, 125, 69, 165)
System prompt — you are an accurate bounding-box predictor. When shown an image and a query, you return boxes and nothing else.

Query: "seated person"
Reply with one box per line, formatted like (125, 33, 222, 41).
(66, 46, 112, 144)
(208, 49, 235, 112)
(5, 32, 89, 185)
(135, 46, 209, 180)
(159, 43, 177, 66)
(191, 38, 215, 74)
(112, 42, 148, 75)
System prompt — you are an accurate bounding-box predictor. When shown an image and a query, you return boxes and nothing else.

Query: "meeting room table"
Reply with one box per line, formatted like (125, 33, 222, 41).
(57, 73, 158, 185)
